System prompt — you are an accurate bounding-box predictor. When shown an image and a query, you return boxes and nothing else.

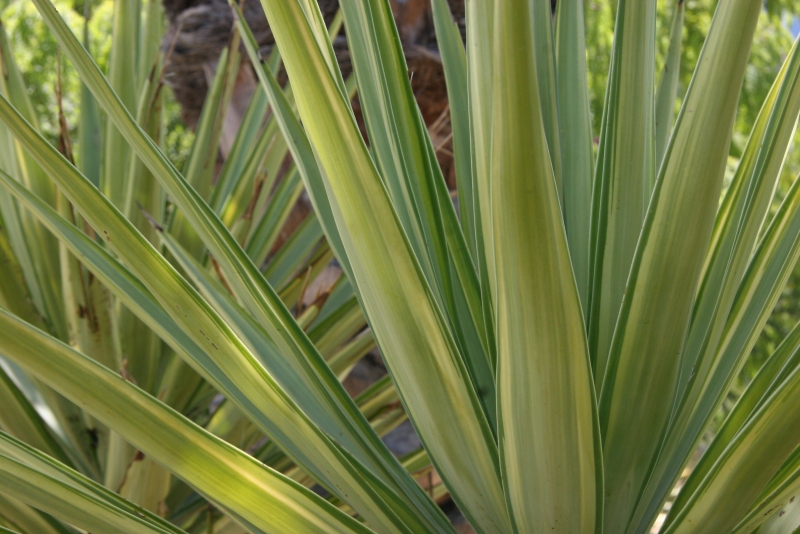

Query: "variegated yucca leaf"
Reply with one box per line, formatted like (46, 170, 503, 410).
(0, 0, 799, 532)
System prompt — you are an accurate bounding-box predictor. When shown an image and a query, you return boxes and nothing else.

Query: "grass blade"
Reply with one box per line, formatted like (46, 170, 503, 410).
(624, 45, 799, 534)
(530, 0, 561, 200)
(466, 0, 495, 316)
(210, 85, 268, 215)
(0, 21, 65, 340)
(733, 448, 800, 533)
(77, 11, 102, 187)
(748, 476, 800, 533)
(680, 36, 800, 417)
(170, 45, 239, 259)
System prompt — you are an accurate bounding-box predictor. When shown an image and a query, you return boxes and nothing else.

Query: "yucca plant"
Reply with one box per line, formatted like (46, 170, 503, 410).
(0, 0, 800, 531)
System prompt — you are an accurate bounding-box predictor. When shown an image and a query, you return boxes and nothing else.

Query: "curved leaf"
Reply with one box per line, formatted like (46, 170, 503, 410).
(0, 308, 372, 534)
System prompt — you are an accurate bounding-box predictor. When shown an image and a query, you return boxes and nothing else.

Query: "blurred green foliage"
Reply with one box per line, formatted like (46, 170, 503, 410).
(1, 0, 799, 385)
(1, 0, 93, 140)
(0, 0, 192, 167)
(586, 0, 796, 145)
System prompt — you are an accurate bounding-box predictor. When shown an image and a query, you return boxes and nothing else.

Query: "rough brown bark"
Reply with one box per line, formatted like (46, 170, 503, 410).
(160, 0, 463, 131)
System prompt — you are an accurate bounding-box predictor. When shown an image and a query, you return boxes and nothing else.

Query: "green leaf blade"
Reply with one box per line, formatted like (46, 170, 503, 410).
(598, 0, 763, 530)
(257, 0, 510, 531)
(0, 309, 372, 534)
(492, 1, 599, 532)
(555, 0, 595, 315)
(588, 0, 657, 384)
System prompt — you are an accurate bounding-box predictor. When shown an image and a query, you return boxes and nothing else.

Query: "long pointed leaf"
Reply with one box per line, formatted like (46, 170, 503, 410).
(492, 1, 599, 531)
(662, 358, 800, 533)
(27, 5, 457, 532)
(0, 309, 372, 534)
(0, 99, 426, 532)
(337, 0, 495, 423)
(430, 0, 475, 263)
(0, 432, 184, 534)
(598, 1, 762, 530)
(654, 0, 684, 169)
(588, 0, 656, 382)
(257, 0, 510, 530)
(555, 0, 594, 314)
(101, 0, 139, 209)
